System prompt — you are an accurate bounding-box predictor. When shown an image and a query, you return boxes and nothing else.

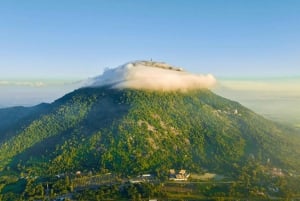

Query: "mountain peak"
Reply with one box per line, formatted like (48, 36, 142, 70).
(86, 60, 216, 91)
(129, 60, 184, 72)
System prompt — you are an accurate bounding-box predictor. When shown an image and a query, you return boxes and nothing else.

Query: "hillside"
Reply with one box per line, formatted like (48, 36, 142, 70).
(1, 60, 300, 199)
(0, 86, 300, 199)
(0, 104, 51, 143)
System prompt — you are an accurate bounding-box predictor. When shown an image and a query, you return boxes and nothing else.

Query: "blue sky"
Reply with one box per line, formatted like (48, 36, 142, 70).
(0, 0, 300, 79)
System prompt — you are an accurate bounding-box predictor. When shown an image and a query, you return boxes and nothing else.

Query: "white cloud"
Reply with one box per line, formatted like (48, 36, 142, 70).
(86, 61, 216, 91)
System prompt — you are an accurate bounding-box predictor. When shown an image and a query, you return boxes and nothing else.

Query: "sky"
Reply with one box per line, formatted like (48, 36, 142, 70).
(0, 0, 300, 79)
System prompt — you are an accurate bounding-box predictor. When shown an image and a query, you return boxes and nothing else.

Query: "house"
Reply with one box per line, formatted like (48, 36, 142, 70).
(169, 169, 190, 181)
(129, 174, 153, 183)
(169, 169, 175, 175)
(271, 168, 284, 177)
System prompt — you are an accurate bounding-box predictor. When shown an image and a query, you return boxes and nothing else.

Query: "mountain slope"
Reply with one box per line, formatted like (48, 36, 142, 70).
(0, 86, 299, 177)
(1, 86, 300, 200)
(0, 103, 50, 143)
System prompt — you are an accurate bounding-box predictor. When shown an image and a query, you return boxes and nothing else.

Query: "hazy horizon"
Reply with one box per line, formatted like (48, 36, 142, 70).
(214, 77, 300, 128)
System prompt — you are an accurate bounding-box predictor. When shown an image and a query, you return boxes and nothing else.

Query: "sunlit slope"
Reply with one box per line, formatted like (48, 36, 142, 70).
(0, 86, 299, 177)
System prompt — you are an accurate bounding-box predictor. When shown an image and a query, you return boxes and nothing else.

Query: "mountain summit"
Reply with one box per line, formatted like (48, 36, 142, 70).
(86, 60, 216, 91)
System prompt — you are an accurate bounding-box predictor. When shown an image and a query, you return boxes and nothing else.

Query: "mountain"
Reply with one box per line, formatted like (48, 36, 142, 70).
(0, 103, 51, 143)
(0, 61, 299, 199)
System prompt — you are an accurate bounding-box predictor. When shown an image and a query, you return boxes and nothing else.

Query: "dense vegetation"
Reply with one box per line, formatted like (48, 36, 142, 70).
(0, 86, 299, 200)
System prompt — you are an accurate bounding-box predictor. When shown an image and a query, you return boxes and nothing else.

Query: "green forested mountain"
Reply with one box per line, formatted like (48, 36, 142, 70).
(0, 86, 299, 199)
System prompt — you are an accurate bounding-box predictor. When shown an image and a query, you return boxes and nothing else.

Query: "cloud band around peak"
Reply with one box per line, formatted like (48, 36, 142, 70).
(87, 61, 217, 91)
